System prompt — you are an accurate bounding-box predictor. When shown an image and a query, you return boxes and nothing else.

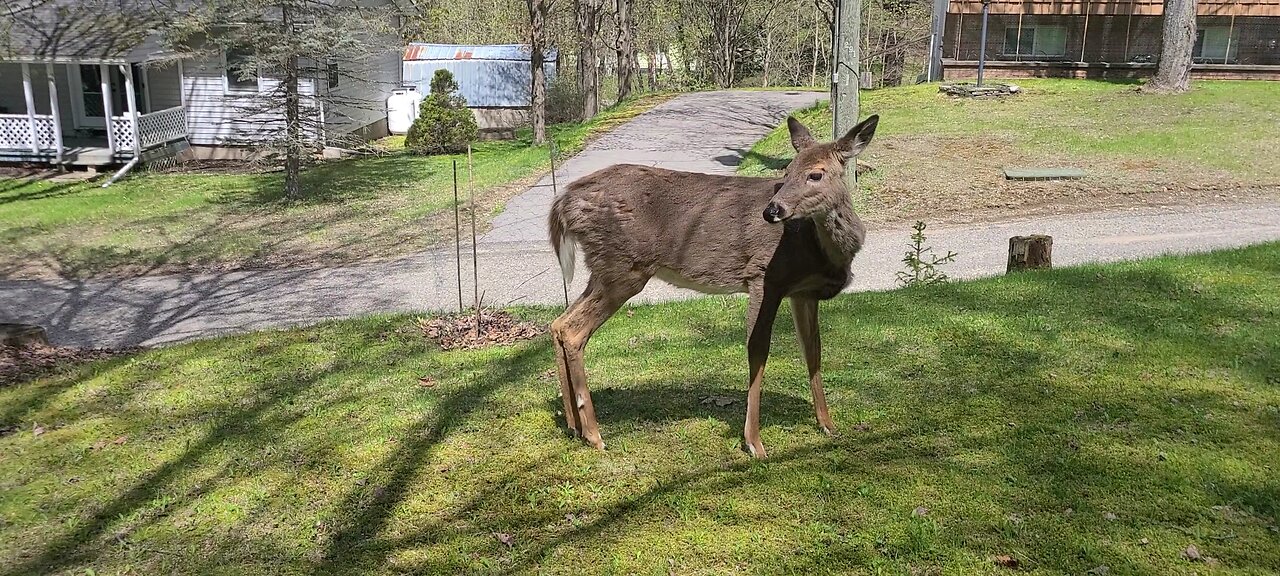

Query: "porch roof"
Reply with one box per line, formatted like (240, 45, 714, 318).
(0, 0, 179, 64)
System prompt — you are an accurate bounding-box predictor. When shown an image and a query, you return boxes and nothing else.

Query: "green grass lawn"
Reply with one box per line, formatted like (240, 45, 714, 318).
(0, 93, 673, 280)
(739, 79, 1280, 224)
(3, 244, 1278, 575)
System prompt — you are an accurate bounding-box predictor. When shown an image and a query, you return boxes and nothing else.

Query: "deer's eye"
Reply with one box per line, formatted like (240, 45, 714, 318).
(807, 172, 823, 182)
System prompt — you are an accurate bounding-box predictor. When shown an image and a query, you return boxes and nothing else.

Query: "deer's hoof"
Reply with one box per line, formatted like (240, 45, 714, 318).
(819, 423, 836, 437)
(745, 439, 768, 459)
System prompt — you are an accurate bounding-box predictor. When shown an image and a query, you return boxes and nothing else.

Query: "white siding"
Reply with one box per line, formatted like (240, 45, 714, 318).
(320, 10, 402, 139)
(181, 55, 317, 146)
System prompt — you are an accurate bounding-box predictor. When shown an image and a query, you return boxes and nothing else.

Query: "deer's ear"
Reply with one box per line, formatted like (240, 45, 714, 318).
(787, 116, 817, 152)
(834, 114, 879, 161)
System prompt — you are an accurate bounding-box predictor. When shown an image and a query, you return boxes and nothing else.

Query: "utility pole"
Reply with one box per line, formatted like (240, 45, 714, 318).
(832, 0, 861, 142)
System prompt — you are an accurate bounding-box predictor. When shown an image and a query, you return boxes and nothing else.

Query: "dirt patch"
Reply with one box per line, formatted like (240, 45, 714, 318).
(417, 310, 546, 351)
(857, 134, 1280, 227)
(1, 343, 139, 387)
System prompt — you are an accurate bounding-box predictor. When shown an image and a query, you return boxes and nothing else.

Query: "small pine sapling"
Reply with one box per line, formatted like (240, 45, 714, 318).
(896, 221, 957, 287)
(405, 69, 479, 155)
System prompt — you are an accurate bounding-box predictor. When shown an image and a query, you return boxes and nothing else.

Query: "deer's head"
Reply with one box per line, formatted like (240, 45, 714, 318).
(763, 114, 879, 223)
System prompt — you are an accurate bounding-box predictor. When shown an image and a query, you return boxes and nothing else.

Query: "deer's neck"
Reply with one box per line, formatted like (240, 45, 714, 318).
(812, 196, 865, 267)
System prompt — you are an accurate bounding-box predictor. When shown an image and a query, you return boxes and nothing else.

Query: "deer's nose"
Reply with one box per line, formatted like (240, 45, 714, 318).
(763, 202, 787, 223)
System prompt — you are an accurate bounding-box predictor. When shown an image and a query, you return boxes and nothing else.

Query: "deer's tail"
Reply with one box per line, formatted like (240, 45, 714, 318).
(548, 196, 576, 287)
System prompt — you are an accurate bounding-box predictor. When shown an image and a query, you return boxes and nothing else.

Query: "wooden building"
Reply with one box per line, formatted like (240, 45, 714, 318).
(939, 0, 1280, 80)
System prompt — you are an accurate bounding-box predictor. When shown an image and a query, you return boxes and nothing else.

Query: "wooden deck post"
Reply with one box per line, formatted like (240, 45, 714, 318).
(100, 64, 116, 156)
(46, 63, 64, 166)
(21, 63, 39, 153)
(177, 59, 187, 106)
(120, 64, 141, 155)
(1007, 235, 1053, 272)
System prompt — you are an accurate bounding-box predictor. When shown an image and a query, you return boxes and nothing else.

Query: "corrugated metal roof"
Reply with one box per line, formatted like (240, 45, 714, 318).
(402, 60, 558, 108)
(404, 43, 559, 62)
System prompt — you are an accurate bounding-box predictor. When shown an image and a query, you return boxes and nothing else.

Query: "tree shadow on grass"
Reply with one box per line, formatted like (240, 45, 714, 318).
(0, 177, 91, 206)
(4, 246, 1279, 574)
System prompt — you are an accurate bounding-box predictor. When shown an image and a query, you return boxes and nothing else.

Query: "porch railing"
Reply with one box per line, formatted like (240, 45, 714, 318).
(111, 106, 188, 153)
(0, 114, 57, 151)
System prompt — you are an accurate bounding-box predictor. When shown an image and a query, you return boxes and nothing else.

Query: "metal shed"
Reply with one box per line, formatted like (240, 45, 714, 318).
(402, 44, 559, 109)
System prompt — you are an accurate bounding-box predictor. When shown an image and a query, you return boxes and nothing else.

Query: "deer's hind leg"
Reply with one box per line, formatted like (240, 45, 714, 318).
(551, 272, 647, 450)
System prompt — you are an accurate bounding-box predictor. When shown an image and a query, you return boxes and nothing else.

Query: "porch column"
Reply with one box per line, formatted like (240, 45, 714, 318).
(21, 63, 39, 153)
(177, 59, 187, 106)
(46, 63, 64, 165)
(100, 64, 116, 156)
(120, 64, 141, 155)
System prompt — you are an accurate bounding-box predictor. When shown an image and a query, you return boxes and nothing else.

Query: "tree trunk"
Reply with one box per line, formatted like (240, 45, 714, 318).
(811, 4, 820, 87)
(529, 0, 549, 144)
(282, 4, 301, 200)
(1007, 235, 1053, 272)
(763, 29, 772, 87)
(882, 28, 904, 87)
(576, 0, 602, 120)
(615, 0, 635, 103)
(1147, 0, 1196, 92)
(647, 49, 657, 90)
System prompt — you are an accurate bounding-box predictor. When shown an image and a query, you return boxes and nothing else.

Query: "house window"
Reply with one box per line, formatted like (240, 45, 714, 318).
(225, 47, 259, 91)
(1195, 27, 1238, 61)
(1003, 26, 1067, 58)
(327, 58, 339, 89)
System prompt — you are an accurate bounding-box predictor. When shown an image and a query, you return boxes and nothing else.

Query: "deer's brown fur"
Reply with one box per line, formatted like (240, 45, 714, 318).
(548, 114, 879, 457)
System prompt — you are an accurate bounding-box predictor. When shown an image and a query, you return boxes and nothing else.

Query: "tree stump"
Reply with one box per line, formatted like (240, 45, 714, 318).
(1, 323, 49, 347)
(1007, 235, 1053, 273)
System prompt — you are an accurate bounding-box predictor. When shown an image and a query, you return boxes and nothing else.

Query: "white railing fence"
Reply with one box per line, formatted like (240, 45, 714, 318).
(139, 106, 188, 148)
(112, 106, 188, 152)
(0, 114, 57, 150)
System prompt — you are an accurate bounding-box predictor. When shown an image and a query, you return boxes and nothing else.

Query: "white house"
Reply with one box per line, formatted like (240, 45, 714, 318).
(0, 2, 402, 170)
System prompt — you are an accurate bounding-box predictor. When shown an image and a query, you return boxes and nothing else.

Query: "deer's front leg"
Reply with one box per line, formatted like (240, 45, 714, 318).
(792, 296, 835, 435)
(744, 285, 782, 458)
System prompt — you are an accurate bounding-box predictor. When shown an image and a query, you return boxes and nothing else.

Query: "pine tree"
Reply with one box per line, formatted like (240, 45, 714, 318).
(405, 69, 479, 155)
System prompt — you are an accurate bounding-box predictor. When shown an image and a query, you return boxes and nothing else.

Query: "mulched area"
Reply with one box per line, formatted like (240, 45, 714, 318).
(417, 309, 547, 351)
(0, 343, 139, 387)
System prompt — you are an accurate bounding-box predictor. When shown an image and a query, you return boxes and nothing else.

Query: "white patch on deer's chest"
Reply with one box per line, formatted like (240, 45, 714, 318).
(654, 267, 742, 295)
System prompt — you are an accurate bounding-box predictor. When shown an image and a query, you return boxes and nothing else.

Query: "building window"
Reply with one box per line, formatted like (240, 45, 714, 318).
(1195, 27, 1238, 62)
(327, 58, 340, 89)
(225, 47, 259, 91)
(1003, 26, 1067, 58)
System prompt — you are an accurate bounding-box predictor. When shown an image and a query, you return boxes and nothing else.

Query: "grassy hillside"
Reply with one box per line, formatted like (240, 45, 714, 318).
(739, 80, 1280, 224)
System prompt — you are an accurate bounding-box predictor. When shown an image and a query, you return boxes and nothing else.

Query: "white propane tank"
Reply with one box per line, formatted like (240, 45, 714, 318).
(386, 87, 424, 135)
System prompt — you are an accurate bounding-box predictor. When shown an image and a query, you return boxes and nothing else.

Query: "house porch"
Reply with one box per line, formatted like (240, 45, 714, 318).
(0, 61, 189, 167)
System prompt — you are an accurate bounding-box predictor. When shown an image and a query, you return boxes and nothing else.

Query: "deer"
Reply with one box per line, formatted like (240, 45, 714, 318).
(547, 113, 879, 458)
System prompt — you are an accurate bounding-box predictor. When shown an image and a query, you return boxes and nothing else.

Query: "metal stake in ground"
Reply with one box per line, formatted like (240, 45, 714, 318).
(468, 145, 480, 335)
(977, 0, 990, 86)
(453, 160, 463, 313)
(548, 141, 569, 308)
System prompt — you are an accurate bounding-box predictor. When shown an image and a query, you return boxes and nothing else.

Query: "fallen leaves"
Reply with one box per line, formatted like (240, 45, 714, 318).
(993, 554, 1019, 568)
(91, 436, 128, 451)
(911, 506, 929, 518)
(2, 343, 138, 386)
(1182, 544, 1202, 561)
(1086, 565, 1109, 575)
(417, 310, 545, 351)
(417, 376, 437, 388)
(1103, 512, 1118, 521)
(492, 531, 515, 548)
(32, 423, 45, 437)
(699, 395, 736, 407)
